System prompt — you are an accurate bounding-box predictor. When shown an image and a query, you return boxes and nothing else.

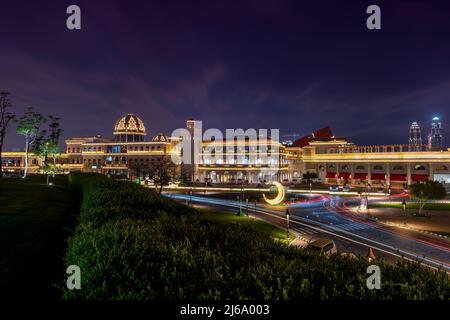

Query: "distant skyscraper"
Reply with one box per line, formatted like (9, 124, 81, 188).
(428, 116, 443, 150)
(409, 122, 422, 151)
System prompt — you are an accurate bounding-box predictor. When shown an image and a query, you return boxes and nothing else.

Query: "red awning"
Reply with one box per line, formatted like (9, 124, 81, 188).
(411, 174, 429, 182)
(338, 172, 351, 179)
(326, 172, 336, 179)
(371, 173, 385, 180)
(353, 173, 367, 180)
(390, 174, 407, 181)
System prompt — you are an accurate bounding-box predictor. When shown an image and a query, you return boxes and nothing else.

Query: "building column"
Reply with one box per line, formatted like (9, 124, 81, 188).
(429, 164, 434, 181)
(335, 163, 340, 183)
(367, 164, 372, 185)
(407, 163, 412, 185)
(386, 163, 391, 187)
(350, 163, 355, 183)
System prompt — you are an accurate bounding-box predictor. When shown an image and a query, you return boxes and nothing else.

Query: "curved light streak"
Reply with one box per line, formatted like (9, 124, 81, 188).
(262, 181, 285, 205)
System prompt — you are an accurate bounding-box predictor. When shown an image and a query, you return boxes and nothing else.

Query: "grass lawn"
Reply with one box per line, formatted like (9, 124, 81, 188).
(0, 175, 79, 299)
(369, 202, 450, 211)
(199, 209, 296, 244)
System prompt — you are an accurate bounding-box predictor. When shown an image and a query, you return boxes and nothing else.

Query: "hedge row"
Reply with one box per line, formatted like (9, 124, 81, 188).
(63, 173, 450, 300)
(67, 172, 199, 227)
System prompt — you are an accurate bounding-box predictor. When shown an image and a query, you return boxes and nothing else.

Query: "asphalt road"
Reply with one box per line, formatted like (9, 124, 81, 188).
(165, 191, 450, 273)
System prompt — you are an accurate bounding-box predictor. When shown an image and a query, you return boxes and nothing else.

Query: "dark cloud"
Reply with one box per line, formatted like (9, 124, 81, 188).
(1, 0, 449, 149)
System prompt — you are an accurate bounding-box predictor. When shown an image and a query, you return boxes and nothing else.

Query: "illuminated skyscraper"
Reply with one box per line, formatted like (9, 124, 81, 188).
(428, 116, 443, 150)
(409, 122, 422, 151)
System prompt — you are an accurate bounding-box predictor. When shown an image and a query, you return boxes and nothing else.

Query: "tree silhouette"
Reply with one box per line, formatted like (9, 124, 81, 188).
(0, 92, 15, 178)
(409, 180, 446, 215)
(16, 107, 46, 178)
(147, 156, 178, 194)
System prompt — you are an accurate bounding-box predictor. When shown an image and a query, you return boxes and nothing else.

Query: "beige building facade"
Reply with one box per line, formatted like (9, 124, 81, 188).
(2, 115, 450, 189)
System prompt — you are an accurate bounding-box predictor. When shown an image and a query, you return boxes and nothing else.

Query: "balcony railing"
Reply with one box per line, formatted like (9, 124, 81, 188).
(321, 144, 430, 154)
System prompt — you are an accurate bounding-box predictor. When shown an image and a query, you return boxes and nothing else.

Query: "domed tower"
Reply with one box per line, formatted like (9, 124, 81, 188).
(152, 133, 169, 142)
(113, 114, 147, 142)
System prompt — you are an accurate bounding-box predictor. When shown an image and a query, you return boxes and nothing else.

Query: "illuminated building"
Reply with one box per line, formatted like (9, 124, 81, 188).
(409, 122, 423, 152)
(428, 116, 443, 150)
(1, 115, 450, 189)
(291, 127, 450, 188)
(63, 114, 181, 177)
(197, 135, 289, 183)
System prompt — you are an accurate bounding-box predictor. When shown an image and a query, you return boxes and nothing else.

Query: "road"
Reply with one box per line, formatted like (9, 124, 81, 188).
(165, 191, 450, 273)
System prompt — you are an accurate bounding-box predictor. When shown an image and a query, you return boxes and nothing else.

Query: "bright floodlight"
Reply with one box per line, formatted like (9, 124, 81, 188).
(432, 116, 440, 120)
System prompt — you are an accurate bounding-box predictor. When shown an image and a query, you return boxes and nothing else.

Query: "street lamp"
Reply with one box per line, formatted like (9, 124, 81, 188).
(238, 195, 241, 214)
(246, 198, 249, 217)
(286, 208, 290, 238)
(309, 182, 312, 193)
(365, 182, 370, 209)
(402, 198, 407, 223)
(189, 188, 193, 206)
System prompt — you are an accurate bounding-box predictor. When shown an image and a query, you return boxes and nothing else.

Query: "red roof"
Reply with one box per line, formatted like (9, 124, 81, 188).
(312, 127, 334, 139)
(390, 174, 407, 182)
(293, 135, 310, 147)
(411, 174, 429, 182)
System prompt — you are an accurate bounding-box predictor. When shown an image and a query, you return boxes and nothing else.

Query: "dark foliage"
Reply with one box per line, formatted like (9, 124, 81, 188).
(63, 173, 450, 300)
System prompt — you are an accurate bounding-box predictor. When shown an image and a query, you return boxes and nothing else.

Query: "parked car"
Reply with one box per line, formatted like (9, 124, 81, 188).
(329, 185, 339, 191)
(306, 238, 337, 255)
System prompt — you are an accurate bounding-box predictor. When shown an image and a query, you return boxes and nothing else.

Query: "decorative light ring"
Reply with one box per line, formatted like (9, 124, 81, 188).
(263, 181, 285, 205)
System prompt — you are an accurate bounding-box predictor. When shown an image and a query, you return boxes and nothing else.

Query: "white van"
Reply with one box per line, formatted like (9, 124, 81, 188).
(306, 238, 338, 255)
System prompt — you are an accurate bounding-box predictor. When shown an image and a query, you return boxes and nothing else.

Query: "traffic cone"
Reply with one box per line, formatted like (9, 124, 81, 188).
(366, 247, 376, 262)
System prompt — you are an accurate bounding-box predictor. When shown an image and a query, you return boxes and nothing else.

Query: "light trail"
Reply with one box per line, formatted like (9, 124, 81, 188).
(326, 196, 450, 252)
(165, 193, 450, 273)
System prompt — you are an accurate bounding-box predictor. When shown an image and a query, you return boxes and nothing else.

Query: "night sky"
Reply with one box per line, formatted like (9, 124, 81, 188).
(1, 0, 450, 150)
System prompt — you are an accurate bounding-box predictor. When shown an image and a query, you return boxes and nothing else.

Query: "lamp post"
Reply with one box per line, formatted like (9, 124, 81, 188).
(286, 208, 290, 238)
(189, 188, 193, 206)
(402, 199, 407, 220)
(238, 195, 241, 214)
(246, 198, 249, 217)
(366, 183, 370, 209)
(309, 182, 312, 193)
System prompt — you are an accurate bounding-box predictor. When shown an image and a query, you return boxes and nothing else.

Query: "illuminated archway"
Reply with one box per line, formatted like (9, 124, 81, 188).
(263, 181, 285, 205)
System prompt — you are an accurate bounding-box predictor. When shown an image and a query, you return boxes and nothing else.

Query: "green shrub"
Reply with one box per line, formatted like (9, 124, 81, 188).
(63, 173, 450, 300)
(69, 172, 198, 226)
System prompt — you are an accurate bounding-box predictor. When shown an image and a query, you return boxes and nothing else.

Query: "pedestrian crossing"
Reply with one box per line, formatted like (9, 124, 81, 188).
(334, 222, 371, 231)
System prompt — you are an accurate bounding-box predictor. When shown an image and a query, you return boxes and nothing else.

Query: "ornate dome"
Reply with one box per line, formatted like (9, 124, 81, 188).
(114, 114, 146, 135)
(152, 133, 169, 142)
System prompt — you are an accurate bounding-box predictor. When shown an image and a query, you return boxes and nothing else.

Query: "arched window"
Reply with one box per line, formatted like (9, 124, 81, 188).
(414, 164, 426, 171)
(393, 165, 404, 171)
(373, 165, 384, 170)
(356, 165, 365, 170)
